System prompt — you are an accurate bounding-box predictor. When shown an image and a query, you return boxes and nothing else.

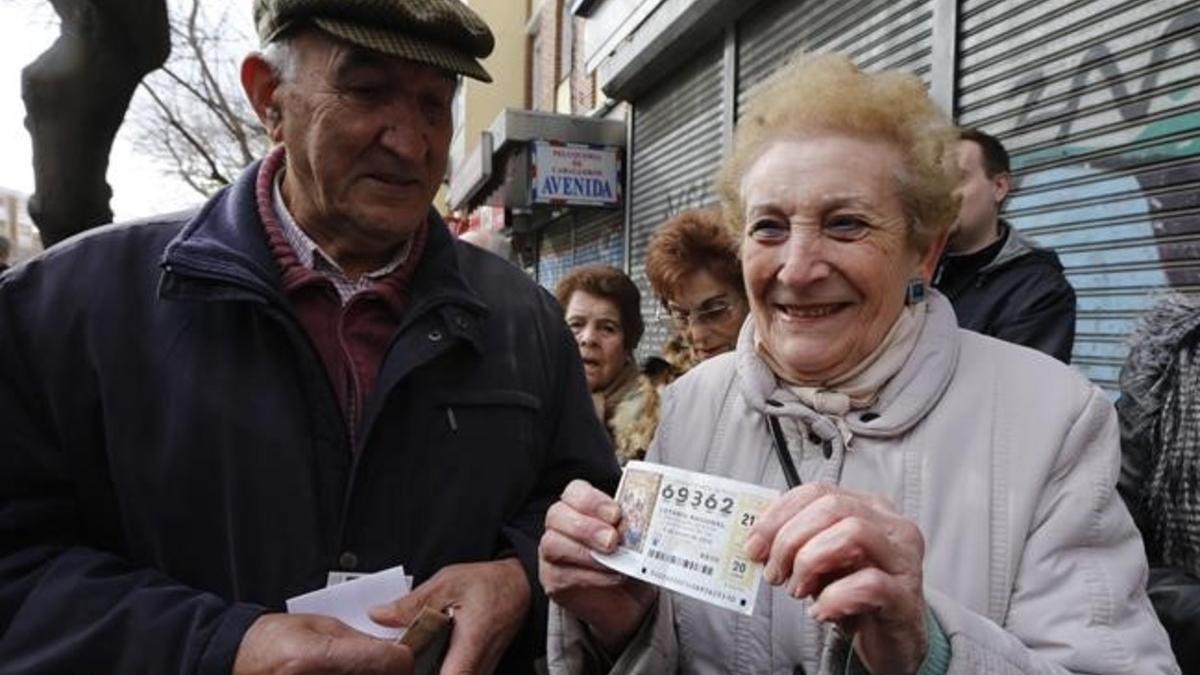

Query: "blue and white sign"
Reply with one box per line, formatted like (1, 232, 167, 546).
(531, 141, 622, 207)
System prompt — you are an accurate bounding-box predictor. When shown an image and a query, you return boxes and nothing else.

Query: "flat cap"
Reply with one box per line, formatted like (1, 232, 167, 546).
(255, 0, 495, 82)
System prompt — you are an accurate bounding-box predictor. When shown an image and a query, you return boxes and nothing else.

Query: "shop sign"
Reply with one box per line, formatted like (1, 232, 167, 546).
(531, 141, 622, 207)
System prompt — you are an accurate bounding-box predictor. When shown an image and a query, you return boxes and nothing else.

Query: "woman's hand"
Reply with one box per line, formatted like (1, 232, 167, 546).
(744, 483, 928, 675)
(538, 479, 658, 653)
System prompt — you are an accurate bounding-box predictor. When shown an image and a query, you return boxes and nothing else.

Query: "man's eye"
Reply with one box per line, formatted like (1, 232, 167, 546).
(421, 98, 450, 122)
(343, 81, 387, 99)
(747, 218, 788, 241)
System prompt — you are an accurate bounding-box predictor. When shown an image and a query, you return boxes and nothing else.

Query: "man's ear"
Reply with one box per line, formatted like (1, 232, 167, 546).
(992, 171, 1012, 207)
(241, 54, 284, 143)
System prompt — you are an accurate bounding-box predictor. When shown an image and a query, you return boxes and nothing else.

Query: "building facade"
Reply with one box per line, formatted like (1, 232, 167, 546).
(449, 0, 627, 294)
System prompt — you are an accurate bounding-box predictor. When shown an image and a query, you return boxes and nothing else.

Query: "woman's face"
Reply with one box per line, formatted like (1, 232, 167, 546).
(664, 269, 748, 361)
(565, 291, 628, 392)
(740, 136, 941, 382)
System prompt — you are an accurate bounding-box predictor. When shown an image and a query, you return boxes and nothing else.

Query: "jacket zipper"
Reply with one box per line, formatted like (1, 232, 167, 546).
(163, 260, 359, 558)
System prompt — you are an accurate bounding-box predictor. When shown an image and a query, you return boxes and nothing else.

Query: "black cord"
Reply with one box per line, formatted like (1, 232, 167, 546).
(767, 414, 802, 489)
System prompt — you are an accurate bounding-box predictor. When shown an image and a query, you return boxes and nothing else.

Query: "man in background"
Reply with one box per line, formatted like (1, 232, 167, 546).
(934, 127, 1076, 363)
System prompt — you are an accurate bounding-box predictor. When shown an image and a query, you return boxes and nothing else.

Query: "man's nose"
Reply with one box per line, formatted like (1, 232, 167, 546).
(378, 103, 428, 160)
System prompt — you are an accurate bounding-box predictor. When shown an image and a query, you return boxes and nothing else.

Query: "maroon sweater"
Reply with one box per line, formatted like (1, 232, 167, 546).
(255, 148, 429, 445)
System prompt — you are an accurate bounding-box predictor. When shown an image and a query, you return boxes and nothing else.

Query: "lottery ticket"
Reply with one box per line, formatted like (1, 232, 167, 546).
(593, 460, 779, 615)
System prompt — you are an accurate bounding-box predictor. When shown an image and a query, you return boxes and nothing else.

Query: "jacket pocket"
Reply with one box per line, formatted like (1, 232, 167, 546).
(424, 390, 544, 511)
(431, 390, 542, 458)
(437, 390, 542, 412)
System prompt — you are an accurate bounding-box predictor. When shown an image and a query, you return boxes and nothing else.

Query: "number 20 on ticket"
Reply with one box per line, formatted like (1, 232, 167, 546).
(592, 460, 780, 615)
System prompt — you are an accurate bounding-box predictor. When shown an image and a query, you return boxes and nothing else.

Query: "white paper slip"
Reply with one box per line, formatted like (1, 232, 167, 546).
(287, 564, 413, 639)
(593, 460, 779, 615)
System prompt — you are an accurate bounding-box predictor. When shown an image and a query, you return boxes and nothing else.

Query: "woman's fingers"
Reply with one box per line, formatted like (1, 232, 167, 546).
(808, 565, 920, 622)
(545, 497, 620, 554)
(785, 513, 919, 599)
(538, 528, 615, 572)
(539, 554, 626, 597)
(539, 482, 627, 599)
(749, 485, 925, 609)
(808, 565, 928, 674)
(761, 491, 905, 584)
(561, 479, 622, 524)
(746, 483, 839, 560)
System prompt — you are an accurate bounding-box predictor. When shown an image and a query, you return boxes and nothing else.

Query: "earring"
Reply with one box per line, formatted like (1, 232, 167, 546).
(904, 278, 926, 306)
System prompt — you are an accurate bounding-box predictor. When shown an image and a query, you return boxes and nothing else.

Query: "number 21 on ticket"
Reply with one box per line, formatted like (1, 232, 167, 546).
(592, 460, 779, 615)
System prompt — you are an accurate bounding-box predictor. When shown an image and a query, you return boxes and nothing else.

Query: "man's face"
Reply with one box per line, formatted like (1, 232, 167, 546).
(275, 31, 455, 248)
(948, 140, 1008, 252)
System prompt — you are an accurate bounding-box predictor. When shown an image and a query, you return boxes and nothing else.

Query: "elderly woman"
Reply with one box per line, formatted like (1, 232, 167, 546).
(538, 55, 1177, 674)
(556, 265, 647, 459)
(646, 209, 749, 363)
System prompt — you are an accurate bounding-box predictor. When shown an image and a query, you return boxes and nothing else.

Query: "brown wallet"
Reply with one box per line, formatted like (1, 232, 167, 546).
(398, 606, 453, 675)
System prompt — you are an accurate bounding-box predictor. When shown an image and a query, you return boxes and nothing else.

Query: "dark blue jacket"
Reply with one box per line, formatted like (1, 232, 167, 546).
(0, 161, 619, 674)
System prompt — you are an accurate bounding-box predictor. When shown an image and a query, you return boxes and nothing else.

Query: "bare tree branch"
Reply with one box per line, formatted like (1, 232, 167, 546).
(140, 81, 230, 191)
(127, 0, 267, 197)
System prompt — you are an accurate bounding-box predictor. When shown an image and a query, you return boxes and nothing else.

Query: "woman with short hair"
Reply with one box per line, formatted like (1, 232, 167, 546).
(556, 265, 648, 461)
(646, 209, 749, 363)
(539, 54, 1177, 674)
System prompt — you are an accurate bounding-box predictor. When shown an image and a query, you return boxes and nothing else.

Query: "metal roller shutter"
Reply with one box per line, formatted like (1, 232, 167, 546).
(535, 208, 625, 294)
(957, 0, 1200, 392)
(737, 0, 935, 117)
(573, 208, 625, 269)
(537, 217, 575, 293)
(628, 40, 726, 358)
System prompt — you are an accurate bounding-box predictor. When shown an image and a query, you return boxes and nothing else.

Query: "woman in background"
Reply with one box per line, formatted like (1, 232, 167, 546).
(603, 209, 753, 462)
(646, 209, 749, 363)
(557, 266, 647, 462)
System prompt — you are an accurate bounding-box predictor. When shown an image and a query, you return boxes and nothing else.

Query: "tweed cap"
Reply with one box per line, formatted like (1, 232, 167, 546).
(255, 0, 495, 82)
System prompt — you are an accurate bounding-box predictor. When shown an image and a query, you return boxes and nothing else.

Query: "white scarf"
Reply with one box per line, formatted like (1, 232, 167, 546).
(756, 302, 927, 442)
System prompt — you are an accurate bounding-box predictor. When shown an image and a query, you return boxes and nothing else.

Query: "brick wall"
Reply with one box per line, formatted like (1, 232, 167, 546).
(570, 15, 595, 114)
(528, 0, 559, 112)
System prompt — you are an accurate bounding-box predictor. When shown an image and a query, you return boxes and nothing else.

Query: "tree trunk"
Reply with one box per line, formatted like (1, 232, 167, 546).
(21, 0, 170, 246)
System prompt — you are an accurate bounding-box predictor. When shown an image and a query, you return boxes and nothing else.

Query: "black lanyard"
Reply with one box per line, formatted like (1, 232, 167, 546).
(767, 414, 802, 489)
(766, 406, 836, 489)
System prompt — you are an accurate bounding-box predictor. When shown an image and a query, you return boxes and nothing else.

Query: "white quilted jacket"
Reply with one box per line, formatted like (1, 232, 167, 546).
(548, 292, 1178, 675)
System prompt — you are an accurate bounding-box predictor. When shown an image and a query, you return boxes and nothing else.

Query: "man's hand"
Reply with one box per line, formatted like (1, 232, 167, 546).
(232, 613, 414, 675)
(538, 479, 657, 654)
(369, 558, 531, 675)
(744, 484, 928, 675)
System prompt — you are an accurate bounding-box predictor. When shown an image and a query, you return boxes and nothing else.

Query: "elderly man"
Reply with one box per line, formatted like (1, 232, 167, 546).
(0, 1, 617, 673)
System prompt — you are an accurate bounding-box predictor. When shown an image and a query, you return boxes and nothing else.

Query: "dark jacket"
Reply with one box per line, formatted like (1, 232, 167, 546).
(0, 160, 619, 674)
(934, 220, 1076, 363)
(1117, 294, 1200, 673)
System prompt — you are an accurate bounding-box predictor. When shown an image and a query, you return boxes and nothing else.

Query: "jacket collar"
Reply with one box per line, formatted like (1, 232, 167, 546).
(978, 219, 1056, 275)
(160, 158, 282, 300)
(735, 291, 960, 441)
(158, 157, 489, 344)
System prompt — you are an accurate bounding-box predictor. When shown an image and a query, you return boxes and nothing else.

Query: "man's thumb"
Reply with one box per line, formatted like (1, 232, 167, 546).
(368, 588, 426, 627)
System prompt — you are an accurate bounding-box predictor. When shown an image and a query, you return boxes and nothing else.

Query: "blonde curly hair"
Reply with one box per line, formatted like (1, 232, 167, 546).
(715, 53, 960, 254)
